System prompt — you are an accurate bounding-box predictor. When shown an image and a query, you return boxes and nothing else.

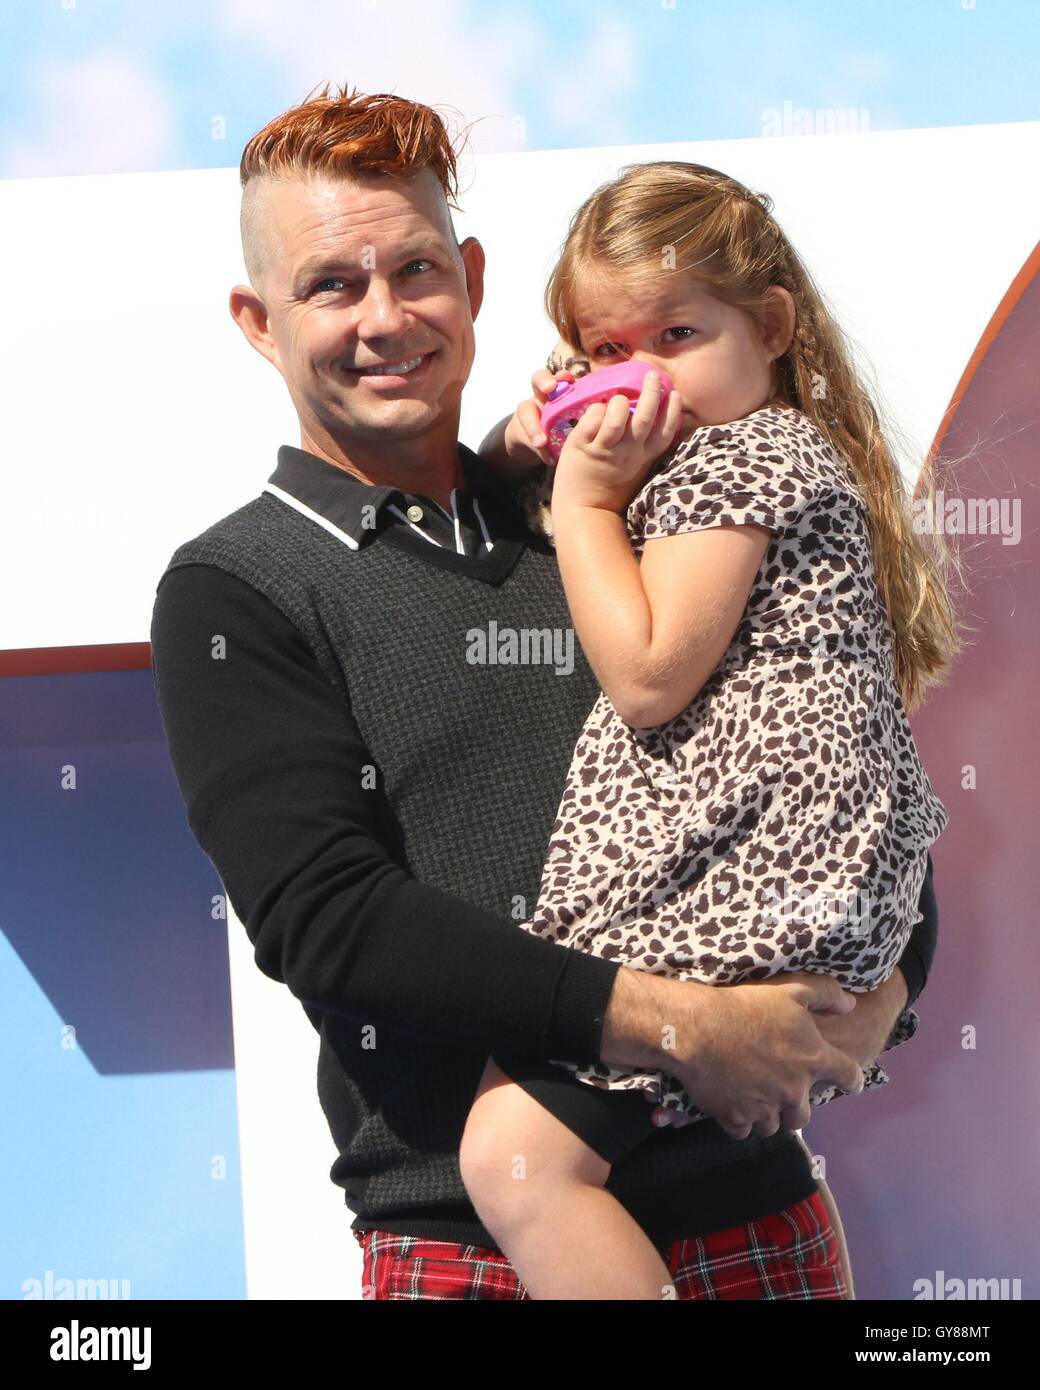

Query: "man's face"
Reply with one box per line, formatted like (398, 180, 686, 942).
(239, 169, 484, 453)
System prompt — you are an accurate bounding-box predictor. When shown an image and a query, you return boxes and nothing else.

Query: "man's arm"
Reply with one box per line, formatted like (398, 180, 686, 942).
(475, 341, 591, 480)
(858, 853, 940, 1049)
(790, 855, 940, 1083)
(476, 413, 547, 484)
(150, 562, 622, 1061)
(896, 851, 938, 1007)
(643, 856, 940, 1130)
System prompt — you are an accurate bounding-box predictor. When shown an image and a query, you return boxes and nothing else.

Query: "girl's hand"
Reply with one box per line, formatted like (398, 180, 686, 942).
(500, 366, 576, 471)
(645, 1092, 697, 1130)
(551, 370, 684, 513)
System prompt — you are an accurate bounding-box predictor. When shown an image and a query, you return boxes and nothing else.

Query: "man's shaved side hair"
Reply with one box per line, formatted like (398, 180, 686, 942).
(239, 81, 470, 296)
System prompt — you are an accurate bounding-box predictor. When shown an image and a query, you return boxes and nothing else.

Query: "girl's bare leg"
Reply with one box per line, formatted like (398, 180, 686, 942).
(460, 1057, 676, 1300)
(796, 1132, 856, 1299)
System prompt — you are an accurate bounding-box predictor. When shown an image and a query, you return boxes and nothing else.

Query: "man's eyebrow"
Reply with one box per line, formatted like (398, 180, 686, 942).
(293, 236, 452, 285)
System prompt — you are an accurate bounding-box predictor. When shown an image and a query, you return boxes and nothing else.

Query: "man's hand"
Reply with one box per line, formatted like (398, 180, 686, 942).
(810, 971, 908, 1072)
(601, 969, 864, 1141)
(646, 972, 909, 1133)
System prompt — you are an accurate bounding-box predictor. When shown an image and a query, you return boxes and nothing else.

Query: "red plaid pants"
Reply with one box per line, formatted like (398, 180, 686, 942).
(353, 1189, 847, 1300)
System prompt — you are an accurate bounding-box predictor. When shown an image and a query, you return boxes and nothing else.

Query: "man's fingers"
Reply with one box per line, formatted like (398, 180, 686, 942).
(819, 1043, 865, 1096)
(779, 1100, 812, 1132)
(717, 1119, 754, 1141)
(786, 974, 858, 1016)
(749, 1114, 782, 1138)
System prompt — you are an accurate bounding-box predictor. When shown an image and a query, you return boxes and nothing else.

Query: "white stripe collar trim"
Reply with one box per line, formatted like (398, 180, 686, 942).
(263, 483, 360, 550)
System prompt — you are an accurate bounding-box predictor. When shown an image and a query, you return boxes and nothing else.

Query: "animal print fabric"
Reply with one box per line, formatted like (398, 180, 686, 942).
(523, 401, 949, 1118)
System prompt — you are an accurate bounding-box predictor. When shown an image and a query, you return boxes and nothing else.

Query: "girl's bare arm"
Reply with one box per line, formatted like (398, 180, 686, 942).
(550, 503, 771, 728)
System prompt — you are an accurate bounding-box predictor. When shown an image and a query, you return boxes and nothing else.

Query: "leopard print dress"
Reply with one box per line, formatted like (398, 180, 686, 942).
(522, 400, 949, 1118)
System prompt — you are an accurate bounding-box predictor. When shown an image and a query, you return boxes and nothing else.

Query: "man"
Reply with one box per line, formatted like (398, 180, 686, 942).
(149, 86, 937, 1301)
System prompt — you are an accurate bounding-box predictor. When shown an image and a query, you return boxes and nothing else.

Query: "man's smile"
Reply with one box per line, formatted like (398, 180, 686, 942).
(347, 350, 438, 384)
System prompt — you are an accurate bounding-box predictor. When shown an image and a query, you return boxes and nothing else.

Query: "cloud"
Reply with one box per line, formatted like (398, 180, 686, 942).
(542, 14, 638, 144)
(2, 47, 175, 178)
(818, 47, 896, 112)
(215, 0, 545, 153)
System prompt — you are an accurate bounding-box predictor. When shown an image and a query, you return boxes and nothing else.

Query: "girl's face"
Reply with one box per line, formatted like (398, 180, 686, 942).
(571, 271, 794, 439)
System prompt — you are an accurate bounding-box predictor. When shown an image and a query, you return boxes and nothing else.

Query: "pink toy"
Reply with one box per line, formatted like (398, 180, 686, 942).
(539, 360, 677, 461)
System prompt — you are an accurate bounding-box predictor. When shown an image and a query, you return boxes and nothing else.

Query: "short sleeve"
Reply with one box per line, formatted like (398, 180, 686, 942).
(638, 411, 830, 541)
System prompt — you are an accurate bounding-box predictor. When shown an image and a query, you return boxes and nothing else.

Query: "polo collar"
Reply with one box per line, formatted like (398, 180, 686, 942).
(263, 439, 532, 557)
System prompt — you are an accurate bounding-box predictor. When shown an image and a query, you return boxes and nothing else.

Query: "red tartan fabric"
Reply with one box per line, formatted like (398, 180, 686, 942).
(354, 1190, 847, 1300)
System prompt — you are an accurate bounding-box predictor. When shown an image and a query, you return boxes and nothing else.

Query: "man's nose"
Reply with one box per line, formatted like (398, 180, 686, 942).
(354, 279, 411, 340)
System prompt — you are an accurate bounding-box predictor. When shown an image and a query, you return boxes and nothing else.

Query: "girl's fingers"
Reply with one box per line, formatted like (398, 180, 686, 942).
(629, 370, 666, 442)
(531, 367, 574, 402)
(567, 382, 680, 454)
(570, 399, 607, 441)
(647, 1103, 694, 1128)
(651, 389, 684, 449)
(518, 399, 548, 449)
(592, 391, 634, 447)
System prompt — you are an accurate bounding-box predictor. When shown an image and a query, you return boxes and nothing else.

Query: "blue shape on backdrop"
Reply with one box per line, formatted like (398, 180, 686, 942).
(0, 669, 245, 1298)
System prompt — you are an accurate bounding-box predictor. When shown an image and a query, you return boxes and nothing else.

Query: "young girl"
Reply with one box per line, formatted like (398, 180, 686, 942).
(460, 161, 958, 1300)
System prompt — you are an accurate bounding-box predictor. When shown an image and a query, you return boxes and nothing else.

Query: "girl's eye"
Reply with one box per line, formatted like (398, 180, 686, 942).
(590, 329, 695, 356)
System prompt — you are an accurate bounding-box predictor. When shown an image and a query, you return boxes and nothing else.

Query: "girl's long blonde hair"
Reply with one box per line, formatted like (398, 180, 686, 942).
(545, 161, 965, 713)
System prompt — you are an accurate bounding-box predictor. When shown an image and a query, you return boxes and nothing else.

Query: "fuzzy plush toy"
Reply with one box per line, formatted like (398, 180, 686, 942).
(510, 339, 591, 546)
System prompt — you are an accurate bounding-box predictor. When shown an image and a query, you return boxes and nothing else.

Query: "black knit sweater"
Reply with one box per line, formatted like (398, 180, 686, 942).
(149, 441, 938, 1254)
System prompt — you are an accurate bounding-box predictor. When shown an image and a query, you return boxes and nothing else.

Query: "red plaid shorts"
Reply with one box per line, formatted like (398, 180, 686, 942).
(353, 1188, 847, 1300)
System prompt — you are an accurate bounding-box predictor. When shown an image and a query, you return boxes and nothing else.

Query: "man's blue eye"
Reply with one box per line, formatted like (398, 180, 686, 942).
(311, 260, 431, 294)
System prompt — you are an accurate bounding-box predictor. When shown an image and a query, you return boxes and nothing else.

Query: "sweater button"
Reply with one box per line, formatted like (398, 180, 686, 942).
(405, 504, 424, 522)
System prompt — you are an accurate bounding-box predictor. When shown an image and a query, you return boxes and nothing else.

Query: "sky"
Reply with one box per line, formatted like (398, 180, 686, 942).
(2, 0, 1038, 180)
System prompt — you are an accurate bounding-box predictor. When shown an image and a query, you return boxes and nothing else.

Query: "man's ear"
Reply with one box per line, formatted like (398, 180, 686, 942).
(229, 284, 280, 370)
(458, 236, 486, 322)
(761, 285, 796, 361)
